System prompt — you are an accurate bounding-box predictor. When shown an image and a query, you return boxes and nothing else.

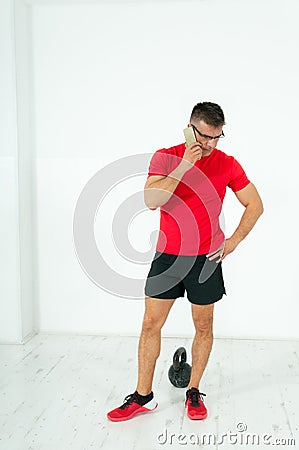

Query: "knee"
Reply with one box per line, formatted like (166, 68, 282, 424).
(142, 315, 163, 333)
(193, 317, 213, 337)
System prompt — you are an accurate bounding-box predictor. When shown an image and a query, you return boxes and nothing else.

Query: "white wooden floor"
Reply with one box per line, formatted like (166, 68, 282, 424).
(0, 334, 298, 450)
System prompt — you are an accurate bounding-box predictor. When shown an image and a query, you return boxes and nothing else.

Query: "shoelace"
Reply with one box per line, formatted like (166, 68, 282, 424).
(119, 391, 140, 410)
(188, 389, 206, 407)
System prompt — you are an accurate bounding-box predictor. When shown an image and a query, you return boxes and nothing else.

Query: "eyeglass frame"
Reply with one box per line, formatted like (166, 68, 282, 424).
(191, 124, 225, 142)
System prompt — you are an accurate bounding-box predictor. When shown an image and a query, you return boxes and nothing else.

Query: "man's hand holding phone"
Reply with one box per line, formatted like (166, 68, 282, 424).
(179, 126, 203, 172)
(183, 141, 203, 165)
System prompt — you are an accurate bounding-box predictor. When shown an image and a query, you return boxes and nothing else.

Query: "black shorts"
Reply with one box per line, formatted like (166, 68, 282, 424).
(144, 251, 226, 305)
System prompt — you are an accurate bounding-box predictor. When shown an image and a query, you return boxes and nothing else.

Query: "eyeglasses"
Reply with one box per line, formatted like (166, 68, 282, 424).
(191, 124, 225, 142)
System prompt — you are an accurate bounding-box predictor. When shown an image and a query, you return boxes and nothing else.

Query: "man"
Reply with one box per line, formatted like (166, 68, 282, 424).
(107, 102, 263, 422)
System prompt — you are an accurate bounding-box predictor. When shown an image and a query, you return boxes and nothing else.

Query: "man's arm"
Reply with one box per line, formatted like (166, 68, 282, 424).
(230, 182, 264, 245)
(208, 182, 264, 261)
(144, 142, 203, 210)
(144, 164, 188, 210)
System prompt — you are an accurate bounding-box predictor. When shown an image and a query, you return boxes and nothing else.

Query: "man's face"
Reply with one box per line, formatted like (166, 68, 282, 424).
(188, 120, 224, 157)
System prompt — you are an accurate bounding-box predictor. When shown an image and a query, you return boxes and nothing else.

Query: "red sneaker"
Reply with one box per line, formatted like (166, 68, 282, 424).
(107, 391, 158, 422)
(185, 388, 207, 420)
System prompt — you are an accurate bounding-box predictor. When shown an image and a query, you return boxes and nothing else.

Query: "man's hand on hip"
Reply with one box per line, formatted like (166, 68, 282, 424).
(207, 238, 238, 263)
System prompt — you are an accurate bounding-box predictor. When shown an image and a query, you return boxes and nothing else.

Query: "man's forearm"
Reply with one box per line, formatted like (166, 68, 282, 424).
(230, 202, 264, 245)
(144, 161, 190, 209)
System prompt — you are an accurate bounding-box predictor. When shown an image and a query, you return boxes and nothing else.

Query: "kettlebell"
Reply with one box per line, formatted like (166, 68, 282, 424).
(168, 347, 191, 388)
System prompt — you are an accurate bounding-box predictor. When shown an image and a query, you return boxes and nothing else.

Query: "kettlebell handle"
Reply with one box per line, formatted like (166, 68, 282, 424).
(173, 347, 187, 371)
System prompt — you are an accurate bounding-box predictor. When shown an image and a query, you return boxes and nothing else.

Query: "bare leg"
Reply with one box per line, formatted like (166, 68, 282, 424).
(136, 296, 175, 395)
(187, 303, 214, 390)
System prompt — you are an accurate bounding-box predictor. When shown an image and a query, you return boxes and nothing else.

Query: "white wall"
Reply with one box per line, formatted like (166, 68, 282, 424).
(2, 0, 298, 341)
(31, 0, 299, 339)
(0, 0, 19, 343)
(0, 0, 35, 343)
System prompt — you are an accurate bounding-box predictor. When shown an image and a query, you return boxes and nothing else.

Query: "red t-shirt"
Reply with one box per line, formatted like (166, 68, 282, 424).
(147, 143, 250, 256)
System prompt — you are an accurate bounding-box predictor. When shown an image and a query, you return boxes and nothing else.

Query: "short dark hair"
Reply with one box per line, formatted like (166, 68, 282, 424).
(190, 102, 225, 128)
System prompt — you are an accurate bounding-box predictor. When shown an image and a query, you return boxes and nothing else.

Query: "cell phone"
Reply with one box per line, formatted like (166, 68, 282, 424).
(183, 127, 196, 147)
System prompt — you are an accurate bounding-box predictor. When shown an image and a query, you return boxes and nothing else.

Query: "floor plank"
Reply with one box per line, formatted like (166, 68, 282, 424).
(0, 334, 298, 450)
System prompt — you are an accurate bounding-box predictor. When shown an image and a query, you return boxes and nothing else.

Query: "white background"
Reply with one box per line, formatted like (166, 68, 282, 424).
(1, 0, 299, 342)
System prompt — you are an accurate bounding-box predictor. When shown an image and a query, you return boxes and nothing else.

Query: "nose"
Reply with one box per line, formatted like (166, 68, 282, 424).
(206, 139, 215, 148)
